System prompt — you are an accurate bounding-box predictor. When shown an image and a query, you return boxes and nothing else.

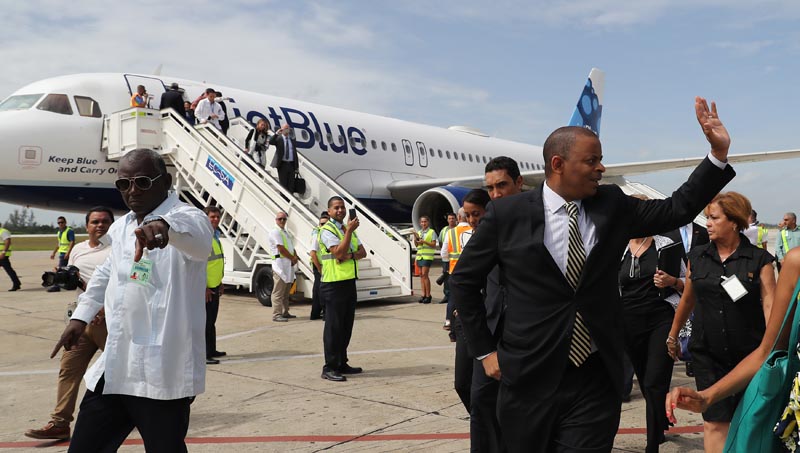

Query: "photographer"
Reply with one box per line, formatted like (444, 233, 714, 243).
(25, 207, 114, 440)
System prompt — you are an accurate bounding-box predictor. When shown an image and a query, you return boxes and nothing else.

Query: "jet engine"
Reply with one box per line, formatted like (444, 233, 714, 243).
(411, 186, 472, 232)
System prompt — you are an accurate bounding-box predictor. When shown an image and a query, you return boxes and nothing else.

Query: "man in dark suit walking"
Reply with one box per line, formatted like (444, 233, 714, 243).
(269, 124, 300, 193)
(159, 83, 186, 118)
(450, 97, 735, 452)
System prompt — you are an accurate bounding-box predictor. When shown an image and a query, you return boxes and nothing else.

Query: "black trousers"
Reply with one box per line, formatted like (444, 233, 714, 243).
(452, 316, 473, 413)
(471, 360, 504, 452)
(277, 161, 296, 193)
(321, 279, 357, 371)
(623, 304, 676, 452)
(69, 376, 191, 453)
(0, 257, 20, 288)
(205, 286, 221, 357)
(310, 268, 324, 318)
(498, 354, 621, 453)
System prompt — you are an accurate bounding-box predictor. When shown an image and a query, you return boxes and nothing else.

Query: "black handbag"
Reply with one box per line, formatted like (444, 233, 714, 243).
(293, 171, 306, 195)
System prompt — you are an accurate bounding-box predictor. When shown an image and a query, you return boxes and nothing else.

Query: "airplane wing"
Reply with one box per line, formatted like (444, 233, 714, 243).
(602, 148, 800, 178)
(387, 148, 800, 203)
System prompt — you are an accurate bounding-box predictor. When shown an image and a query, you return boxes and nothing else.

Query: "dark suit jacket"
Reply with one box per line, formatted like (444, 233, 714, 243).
(269, 133, 300, 170)
(450, 157, 734, 398)
(159, 90, 186, 117)
(665, 223, 710, 259)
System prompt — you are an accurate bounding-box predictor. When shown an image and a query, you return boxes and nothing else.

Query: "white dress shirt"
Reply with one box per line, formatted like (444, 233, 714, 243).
(72, 192, 213, 400)
(269, 227, 296, 284)
(542, 182, 598, 276)
(194, 98, 225, 130)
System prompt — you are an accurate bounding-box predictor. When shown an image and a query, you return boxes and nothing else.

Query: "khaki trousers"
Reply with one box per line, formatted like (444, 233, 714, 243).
(51, 321, 107, 427)
(271, 272, 292, 318)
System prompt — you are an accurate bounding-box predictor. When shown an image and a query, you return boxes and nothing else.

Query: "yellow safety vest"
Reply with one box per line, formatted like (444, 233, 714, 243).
(782, 229, 790, 255)
(57, 227, 73, 254)
(757, 225, 768, 248)
(416, 228, 436, 261)
(0, 228, 11, 257)
(448, 225, 473, 273)
(273, 229, 292, 259)
(318, 221, 360, 283)
(439, 226, 452, 261)
(207, 235, 224, 288)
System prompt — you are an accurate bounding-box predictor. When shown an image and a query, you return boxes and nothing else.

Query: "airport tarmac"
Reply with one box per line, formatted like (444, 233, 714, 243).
(1, 251, 706, 452)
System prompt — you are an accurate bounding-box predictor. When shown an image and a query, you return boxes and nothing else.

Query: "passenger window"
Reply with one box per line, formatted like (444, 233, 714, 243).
(314, 132, 321, 141)
(391, 143, 397, 152)
(482, 156, 487, 164)
(371, 140, 377, 149)
(0, 93, 43, 111)
(37, 94, 73, 115)
(461, 153, 466, 161)
(301, 130, 309, 140)
(446, 150, 451, 159)
(381, 141, 387, 151)
(438, 149, 443, 158)
(468, 154, 473, 162)
(349, 137, 356, 147)
(73, 96, 102, 118)
(454, 152, 459, 161)
(429, 148, 434, 156)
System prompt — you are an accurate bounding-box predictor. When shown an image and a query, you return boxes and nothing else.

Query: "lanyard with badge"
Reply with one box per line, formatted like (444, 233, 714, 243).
(130, 250, 154, 285)
(721, 273, 748, 302)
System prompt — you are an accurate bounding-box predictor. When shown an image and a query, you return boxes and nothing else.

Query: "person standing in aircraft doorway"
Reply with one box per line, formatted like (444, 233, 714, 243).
(195, 88, 225, 131)
(269, 124, 300, 193)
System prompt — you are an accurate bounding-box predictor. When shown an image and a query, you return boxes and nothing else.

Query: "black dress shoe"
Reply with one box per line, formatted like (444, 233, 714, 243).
(284, 314, 297, 319)
(422, 297, 431, 304)
(310, 315, 322, 320)
(321, 370, 346, 381)
(206, 358, 220, 365)
(211, 351, 226, 357)
(8, 286, 20, 292)
(340, 364, 363, 374)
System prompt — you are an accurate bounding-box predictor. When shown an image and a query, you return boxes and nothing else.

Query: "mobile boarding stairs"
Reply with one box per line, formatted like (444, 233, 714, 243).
(102, 108, 413, 305)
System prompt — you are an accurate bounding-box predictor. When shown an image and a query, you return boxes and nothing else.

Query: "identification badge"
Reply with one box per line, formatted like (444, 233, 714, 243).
(129, 259, 153, 285)
(721, 275, 748, 302)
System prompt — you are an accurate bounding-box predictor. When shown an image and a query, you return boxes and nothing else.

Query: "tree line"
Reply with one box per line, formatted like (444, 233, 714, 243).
(2, 208, 86, 234)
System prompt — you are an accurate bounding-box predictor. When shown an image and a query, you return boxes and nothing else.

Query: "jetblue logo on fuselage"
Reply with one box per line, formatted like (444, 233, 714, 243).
(229, 100, 368, 156)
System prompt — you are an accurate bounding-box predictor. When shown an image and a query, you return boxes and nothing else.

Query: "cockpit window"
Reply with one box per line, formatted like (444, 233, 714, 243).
(36, 94, 73, 115)
(74, 96, 102, 118)
(0, 94, 43, 111)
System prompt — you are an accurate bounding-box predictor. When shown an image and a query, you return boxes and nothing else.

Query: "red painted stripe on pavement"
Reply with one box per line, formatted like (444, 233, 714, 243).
(0, 427, 704, 448)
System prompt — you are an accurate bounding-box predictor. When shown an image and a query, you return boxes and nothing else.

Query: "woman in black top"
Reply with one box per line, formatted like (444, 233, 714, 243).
(667, 192, 776, 452)
(244, 119, 271, 168)
(619, 227, 685, 453)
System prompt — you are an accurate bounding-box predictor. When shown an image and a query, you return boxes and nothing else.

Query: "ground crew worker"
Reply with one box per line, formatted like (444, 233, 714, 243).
(777, 212, 800, 271)
(204, 206, 225, 365)
(438, 213, 457, 308)
(0, 222, 21, 291)
(48, 217, 75, 292)
(415, 216, 437, 304)
(318, 197, 366, 382)
(310, 211, 330, 320)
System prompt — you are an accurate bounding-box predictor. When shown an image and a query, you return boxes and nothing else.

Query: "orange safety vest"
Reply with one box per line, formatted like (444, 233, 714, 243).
(448, 225, 473, 273)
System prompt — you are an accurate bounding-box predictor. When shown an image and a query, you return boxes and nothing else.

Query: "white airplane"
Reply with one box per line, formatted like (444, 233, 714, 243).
(1, 69, 799, 231)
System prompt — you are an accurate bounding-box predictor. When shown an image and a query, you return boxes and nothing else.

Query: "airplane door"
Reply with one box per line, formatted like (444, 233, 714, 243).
(124, 74, 166, 109)
(401, 139, 414, 166)
(416, 141, 428, 168)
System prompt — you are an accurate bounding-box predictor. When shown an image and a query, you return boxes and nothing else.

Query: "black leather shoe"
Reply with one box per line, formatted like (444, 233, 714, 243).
(340, 364, 363, 374)
(422, 297, 431, 304)
(211, 351, 226, 357)
(284, 314, 297, 319)
(310, 315, 322, 320)
(8, 286, 20, 292)
(206, 358, 220, 365)
(321, 370, 346, 381)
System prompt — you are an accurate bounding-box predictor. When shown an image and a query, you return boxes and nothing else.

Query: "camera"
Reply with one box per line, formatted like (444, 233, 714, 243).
(42, 265, 81, 290)
(436, 272, 448, 286)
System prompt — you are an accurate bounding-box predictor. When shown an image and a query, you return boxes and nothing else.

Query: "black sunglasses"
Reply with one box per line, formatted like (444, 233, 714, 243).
(115, 174, 162, 192)
(276, 217, 288, 221)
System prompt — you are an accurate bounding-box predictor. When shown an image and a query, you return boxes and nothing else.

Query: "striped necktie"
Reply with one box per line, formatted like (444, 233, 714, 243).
(564, 202, 591, 367)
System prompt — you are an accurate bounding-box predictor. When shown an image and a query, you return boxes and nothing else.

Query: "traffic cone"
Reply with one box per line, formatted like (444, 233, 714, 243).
(414, 260, 420, 277)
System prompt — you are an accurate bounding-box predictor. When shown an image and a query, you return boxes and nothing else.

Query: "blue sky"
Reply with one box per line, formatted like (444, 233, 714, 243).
(1, 1, 798, 228)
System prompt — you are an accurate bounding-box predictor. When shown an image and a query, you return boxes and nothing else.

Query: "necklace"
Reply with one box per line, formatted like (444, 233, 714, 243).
(630, 237, 651, 257)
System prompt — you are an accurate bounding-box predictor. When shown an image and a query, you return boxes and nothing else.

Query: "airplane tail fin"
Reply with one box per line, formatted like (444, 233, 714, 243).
(568, 68, 604, 137)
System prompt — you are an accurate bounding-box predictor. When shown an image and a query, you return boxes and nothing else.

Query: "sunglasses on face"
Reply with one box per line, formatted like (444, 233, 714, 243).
(114, 174, 162, 192)
(276, 217, 287, 221)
